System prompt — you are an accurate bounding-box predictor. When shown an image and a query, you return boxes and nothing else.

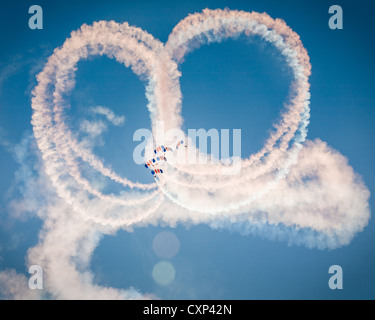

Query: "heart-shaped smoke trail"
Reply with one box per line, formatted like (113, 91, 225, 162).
(4, 9, 367, 299)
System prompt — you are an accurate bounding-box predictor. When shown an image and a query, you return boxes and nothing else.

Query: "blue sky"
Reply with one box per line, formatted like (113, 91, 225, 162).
(0, 0, 375, 299)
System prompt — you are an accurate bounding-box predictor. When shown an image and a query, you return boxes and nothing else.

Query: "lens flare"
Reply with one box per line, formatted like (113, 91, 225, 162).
(152, 261, 176, 286)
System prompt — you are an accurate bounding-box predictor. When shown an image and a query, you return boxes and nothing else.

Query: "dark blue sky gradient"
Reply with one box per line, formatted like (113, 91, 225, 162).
(0, 0, 374, 299)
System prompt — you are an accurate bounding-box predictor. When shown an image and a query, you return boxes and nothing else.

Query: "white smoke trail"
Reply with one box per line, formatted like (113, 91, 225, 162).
(0, 9, 368, 299)
(150, 10, 370, 247)
(90, 106, 126, 126)
(30, 21, 167, 228)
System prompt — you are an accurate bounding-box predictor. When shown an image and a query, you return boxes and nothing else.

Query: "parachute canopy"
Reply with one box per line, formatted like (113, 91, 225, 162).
(145, 140, 185, 179)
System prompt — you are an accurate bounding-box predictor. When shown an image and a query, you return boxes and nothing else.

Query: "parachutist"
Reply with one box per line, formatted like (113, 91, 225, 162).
(145, 140, 185, 178)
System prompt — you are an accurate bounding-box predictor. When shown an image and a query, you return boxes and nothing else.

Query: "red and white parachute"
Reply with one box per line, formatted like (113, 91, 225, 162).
(144, 140, 185, 178)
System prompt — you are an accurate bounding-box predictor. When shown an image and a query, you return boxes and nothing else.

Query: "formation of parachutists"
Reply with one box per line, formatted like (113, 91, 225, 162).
(144, 140, 185, 178)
